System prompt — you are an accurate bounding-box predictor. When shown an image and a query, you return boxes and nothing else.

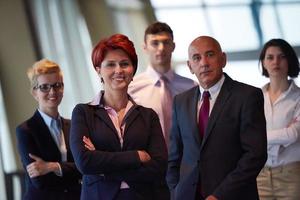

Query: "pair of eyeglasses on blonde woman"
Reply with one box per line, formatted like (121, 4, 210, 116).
(34, 82, 64, 93)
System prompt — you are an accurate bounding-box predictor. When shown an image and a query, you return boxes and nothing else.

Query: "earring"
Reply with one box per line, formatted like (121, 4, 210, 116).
(97, 72, 104, 83)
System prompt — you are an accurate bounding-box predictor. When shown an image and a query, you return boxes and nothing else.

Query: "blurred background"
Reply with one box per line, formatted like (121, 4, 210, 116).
(1, 0, 300, 199)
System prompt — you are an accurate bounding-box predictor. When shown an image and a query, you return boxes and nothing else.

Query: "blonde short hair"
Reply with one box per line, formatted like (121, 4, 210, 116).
(27, 59, 63, 91)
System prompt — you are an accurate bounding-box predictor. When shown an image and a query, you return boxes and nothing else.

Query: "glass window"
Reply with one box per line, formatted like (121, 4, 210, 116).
(151, 0, 200, 7)
(204, 0, 251, 5)
(223, 60, 269, 87)
(260, 5, 282, 40)
(204, 0, 251, 4)
(207, 6, 258, 51)
(151, 0, 300, 86)
(277, 0, 300, 2)
(175, 60, 270, 88)
(155, 8, 210, 61)
(29, 0, 98, 117)
(152, 1, 262, 52)
(279, 5, 300, 45)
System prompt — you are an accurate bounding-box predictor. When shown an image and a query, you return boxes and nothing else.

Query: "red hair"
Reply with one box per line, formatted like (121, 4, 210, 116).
(91, 34, 138, 75)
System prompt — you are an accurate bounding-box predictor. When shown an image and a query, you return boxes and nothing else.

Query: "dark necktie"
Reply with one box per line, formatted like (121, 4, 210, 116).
(199, 91, 210, 138)
(196, 91, 210, 199)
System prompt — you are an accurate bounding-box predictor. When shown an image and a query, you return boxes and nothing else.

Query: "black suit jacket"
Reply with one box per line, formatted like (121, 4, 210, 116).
(16, 110, 81, 200)
(167, 74, 267, 200)
(70, 103, 168, 200)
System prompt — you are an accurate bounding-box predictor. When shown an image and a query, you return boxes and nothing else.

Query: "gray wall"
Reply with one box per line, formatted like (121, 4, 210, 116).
(0, 0, 37, 170)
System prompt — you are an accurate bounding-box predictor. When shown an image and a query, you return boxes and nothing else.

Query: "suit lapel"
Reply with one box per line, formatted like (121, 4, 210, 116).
(61, 118, 69, 149)
(122, 106, 139, 148)
(123, 105, 139, 133)
(201, 75, 234, 146)
(94, 107, 119, 135)
(61, 118, 71, 160)
(31, 111, 62, 159)
(190, 88, 202, 145)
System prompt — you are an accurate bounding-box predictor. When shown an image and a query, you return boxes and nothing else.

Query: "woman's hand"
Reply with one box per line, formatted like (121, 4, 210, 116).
(83, 136, 95, 151)
(137, 150, 151, 163)
(83, 136, 151, 164)
(206, 195, 218, 200)
(26, 154, 60, 178)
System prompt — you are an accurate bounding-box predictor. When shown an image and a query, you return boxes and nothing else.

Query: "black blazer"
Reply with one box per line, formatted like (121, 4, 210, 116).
(16, 110, 81, 200)
(167, 74, 267, 200)
(70, 103, 168, 200)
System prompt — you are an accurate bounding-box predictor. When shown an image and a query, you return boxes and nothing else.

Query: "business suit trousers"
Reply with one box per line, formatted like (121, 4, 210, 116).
(257, 161, 300, 200)
(114, 188, 137, 200)
(195, 185, 205, 200)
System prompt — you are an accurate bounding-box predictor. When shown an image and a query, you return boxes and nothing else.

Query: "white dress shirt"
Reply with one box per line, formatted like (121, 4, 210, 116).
(262, 80, 300, 167)
(38, 110, 67, 176)
(128, 66, 196, 145)
(197, 75, 225, 119)
(38, 110, 67, 162)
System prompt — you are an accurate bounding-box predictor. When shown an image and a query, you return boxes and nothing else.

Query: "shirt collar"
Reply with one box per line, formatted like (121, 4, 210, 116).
(105, 99, 134, 115)
(89, 90, 137, 107)
(38, 109, 61, 127)
(145, 65, 175, 84)
(262, 79, 297, 97)
(198, 74, 225, 100)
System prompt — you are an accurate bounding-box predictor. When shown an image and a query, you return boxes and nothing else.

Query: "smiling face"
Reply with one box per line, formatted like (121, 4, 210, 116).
(32, 72, 63, 116)
(96, 49, 134, 93)
(187, 36, 226, 89)
(262, 46, 288, 79)
(144, 32, 175, 73)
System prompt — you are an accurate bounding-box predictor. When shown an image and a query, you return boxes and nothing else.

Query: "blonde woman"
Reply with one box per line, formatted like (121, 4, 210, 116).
(16, 59, 81, 200)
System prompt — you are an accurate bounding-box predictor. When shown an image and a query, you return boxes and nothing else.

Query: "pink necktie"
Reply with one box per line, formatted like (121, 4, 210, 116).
(160, 76, 172, 145)
(199, 91, 210, 138)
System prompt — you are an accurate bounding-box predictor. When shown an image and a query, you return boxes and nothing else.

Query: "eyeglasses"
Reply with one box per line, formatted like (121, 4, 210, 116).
(34, 82, 64, 93)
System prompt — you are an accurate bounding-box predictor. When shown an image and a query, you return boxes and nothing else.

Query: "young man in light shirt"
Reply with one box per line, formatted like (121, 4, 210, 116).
(128, 21, 196, 147)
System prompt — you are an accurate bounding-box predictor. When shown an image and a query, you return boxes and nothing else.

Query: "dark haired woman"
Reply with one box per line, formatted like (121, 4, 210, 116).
(257, 38, 300, 200)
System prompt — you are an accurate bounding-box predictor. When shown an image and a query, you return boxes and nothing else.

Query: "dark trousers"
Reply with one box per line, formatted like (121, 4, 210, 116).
(114, 188, 137, 200)
(195, 185, 205, 200)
